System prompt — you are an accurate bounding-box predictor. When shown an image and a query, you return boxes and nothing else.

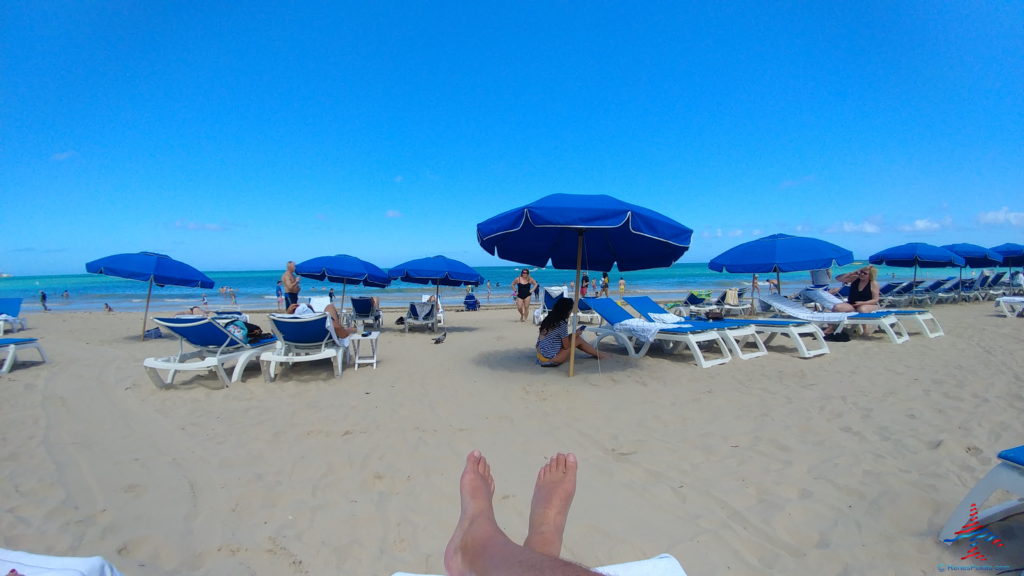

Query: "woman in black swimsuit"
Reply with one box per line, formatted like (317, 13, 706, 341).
(832, 265, 880, 313)
(512, 269, 538, 322)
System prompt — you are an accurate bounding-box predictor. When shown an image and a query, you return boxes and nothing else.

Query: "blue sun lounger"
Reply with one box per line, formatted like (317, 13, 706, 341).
(625, 295, 831, 359)
(144, 317, 276, 388)
(586, 297, 733, 368)
(0, 298, 28, 336)
(260, 313, 349, 382)
(351, 296, 384, 328)
(0, 337, 48, 375)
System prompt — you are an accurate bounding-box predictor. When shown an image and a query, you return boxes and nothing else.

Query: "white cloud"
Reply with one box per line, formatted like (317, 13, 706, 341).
(394, 175, 404, 183)
(898, 218, 944, 232)
(751, 228, 763, 237)
(977, 207, 1024, 227)
(174, 220, 224, 231)
(728, 229, 744, 237)
(385, 209, 402, 218)
(779, 175, 815, 189)
(51, 150, 77, 161)
(830, 221, 881, 234)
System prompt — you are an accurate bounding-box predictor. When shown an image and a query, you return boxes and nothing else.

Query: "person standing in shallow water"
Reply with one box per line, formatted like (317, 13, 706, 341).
(39, 291, 49, 311)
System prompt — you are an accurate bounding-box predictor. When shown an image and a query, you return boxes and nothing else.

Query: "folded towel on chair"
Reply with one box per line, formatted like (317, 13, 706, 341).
(1, 548, 124, 576)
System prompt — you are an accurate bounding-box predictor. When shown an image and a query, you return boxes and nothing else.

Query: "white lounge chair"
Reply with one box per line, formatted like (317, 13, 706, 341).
(939, 445, 1024, 552)
(0, 337, 48, 375)
(587, 298, 733, 368)
(392, 553, 687, 576)
(0, 297, 28, 336)
(144, 317, 277, 389)
(626, 295, 830, 359)
(759, 293, 910, 344)
(995, 296, 1024, 318)
(404, 300, 442, 332)
(801, 288, 944, 338)
(1, 547, 124, 576)
(260, 313, 349, 381)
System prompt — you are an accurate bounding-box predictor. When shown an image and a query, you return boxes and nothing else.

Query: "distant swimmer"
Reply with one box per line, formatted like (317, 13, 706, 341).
(104, 303, 114, 312)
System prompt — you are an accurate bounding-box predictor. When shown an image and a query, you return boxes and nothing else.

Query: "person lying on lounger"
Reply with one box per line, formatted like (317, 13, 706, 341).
(286, 302, 359, 338)
(445, 450, 604, 576)
(535, 298, 607, 366)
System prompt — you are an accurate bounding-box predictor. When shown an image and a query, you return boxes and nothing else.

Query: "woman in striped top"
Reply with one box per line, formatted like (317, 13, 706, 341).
(535, 298, 607, 366)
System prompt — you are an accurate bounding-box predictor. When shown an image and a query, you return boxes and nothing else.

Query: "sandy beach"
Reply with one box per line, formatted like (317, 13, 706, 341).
(1, 301, 1022, 575)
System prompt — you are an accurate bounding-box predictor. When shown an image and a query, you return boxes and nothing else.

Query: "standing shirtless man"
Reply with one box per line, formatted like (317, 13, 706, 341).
(281, 261, 301, 308)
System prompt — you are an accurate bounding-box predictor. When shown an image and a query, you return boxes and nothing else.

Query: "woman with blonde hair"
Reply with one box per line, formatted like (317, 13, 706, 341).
(832, 265, 880, 313)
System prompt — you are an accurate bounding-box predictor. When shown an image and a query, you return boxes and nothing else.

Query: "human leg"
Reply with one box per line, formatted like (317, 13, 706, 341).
(524, 453, 577, 557)
(445, 451, 600, 576)
(575, 337, 608, 359)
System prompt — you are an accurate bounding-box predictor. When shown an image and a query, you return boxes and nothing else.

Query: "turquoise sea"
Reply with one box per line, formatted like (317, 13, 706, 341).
(0, 262, 971, 314)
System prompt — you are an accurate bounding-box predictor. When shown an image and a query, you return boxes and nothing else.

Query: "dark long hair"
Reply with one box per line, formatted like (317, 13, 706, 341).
(539, 298, 574, 334)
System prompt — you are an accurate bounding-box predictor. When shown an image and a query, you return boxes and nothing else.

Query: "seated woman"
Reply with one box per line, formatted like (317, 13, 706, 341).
(832, 265, 880, 313)
(535, 298, 607, 367)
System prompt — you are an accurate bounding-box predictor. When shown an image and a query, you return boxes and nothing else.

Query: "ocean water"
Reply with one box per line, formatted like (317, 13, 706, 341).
(0, 262, 968, 314)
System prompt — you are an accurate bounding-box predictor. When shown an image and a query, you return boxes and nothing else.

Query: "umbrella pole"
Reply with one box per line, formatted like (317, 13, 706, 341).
(341, 284, 347, 318)
(776, 271, 781, 298)
(434, 283, 440, 332)
(751, 273, 757, 316)
(569, 230, 583, 378)
(141, 278, 154, 341)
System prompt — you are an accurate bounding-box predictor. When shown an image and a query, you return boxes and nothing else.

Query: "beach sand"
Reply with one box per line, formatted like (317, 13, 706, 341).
(1, 301, 1022, 575)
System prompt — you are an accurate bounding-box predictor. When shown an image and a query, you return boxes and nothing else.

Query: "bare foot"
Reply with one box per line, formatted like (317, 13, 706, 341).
(524, 453, 577, 558)
(444, 450, 500, 576)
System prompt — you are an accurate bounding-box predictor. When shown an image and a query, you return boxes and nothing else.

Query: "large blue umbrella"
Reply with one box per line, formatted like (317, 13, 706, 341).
(940, 243, 1003, 268)
(477, 193, 692, 272)
(86, 251, 215, 339)
(708, 233, 854, 311)
(477, 193, 692, 375)
(295, 254, 390, 313)
(940, 243, 1003, 301)
(869, 243, 965, 289)
(388, 255, 484, 331)
(991, 243, 1024, 268)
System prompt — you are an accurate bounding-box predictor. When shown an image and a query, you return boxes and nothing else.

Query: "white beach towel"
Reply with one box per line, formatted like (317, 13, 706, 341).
(614, 318, 693, 343)
(392, 553, 686, 576)
(649, 312, 686, 324)
(0, 548, 124, 576)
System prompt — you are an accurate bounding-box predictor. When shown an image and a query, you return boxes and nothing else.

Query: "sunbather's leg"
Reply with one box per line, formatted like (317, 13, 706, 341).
(575, 337, 609, 359)
(524, 453, 577, 557)
(445, 451, 600, 576)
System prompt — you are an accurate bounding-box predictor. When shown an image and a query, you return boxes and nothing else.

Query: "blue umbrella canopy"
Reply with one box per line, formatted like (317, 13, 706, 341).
(86, 251, 215, 288)
(708, 233, 853, 273)
(476, 193, 692, 272)
(991, 243, 1024, 268)
(388, 255, 484, 287)
(295, 254, 390, 287)
(940, 243, 1003, 268)
(295, 254, 391, 314)
(868, 243, 965, 268)
(85, 251, 214, 339)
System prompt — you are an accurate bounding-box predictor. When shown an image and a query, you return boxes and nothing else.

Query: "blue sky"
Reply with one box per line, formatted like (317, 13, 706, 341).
(3, 2, 1022, 275)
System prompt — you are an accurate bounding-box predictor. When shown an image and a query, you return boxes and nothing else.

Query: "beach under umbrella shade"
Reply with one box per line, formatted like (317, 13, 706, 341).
(85, 251, 215, 340)
(477, 193, 693, 376)
(294, 254, 390, 314)
(388, 255, 484, 331)
(708, 233, 854, 308)
(869, 243, 965, 294)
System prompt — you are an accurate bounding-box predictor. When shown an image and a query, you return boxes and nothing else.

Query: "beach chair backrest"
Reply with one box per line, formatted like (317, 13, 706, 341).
(543, 288, 566, 311)
(409, 301, 435, 321)
(586, 298, 636, 325)
(351, 297, 375, 316)
(153, 317, 244, 349)
(270, 314, 331, 345)
(878, 282, 904, 296)
(622, 296, 666, 320)
(0, 298, 23, 317)
(989, 271, 1006, 286)
(683, 293, 705, 306)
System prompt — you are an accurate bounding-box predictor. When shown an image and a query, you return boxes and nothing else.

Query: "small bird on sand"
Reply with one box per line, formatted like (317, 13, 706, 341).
(432, 330, 447, 344)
